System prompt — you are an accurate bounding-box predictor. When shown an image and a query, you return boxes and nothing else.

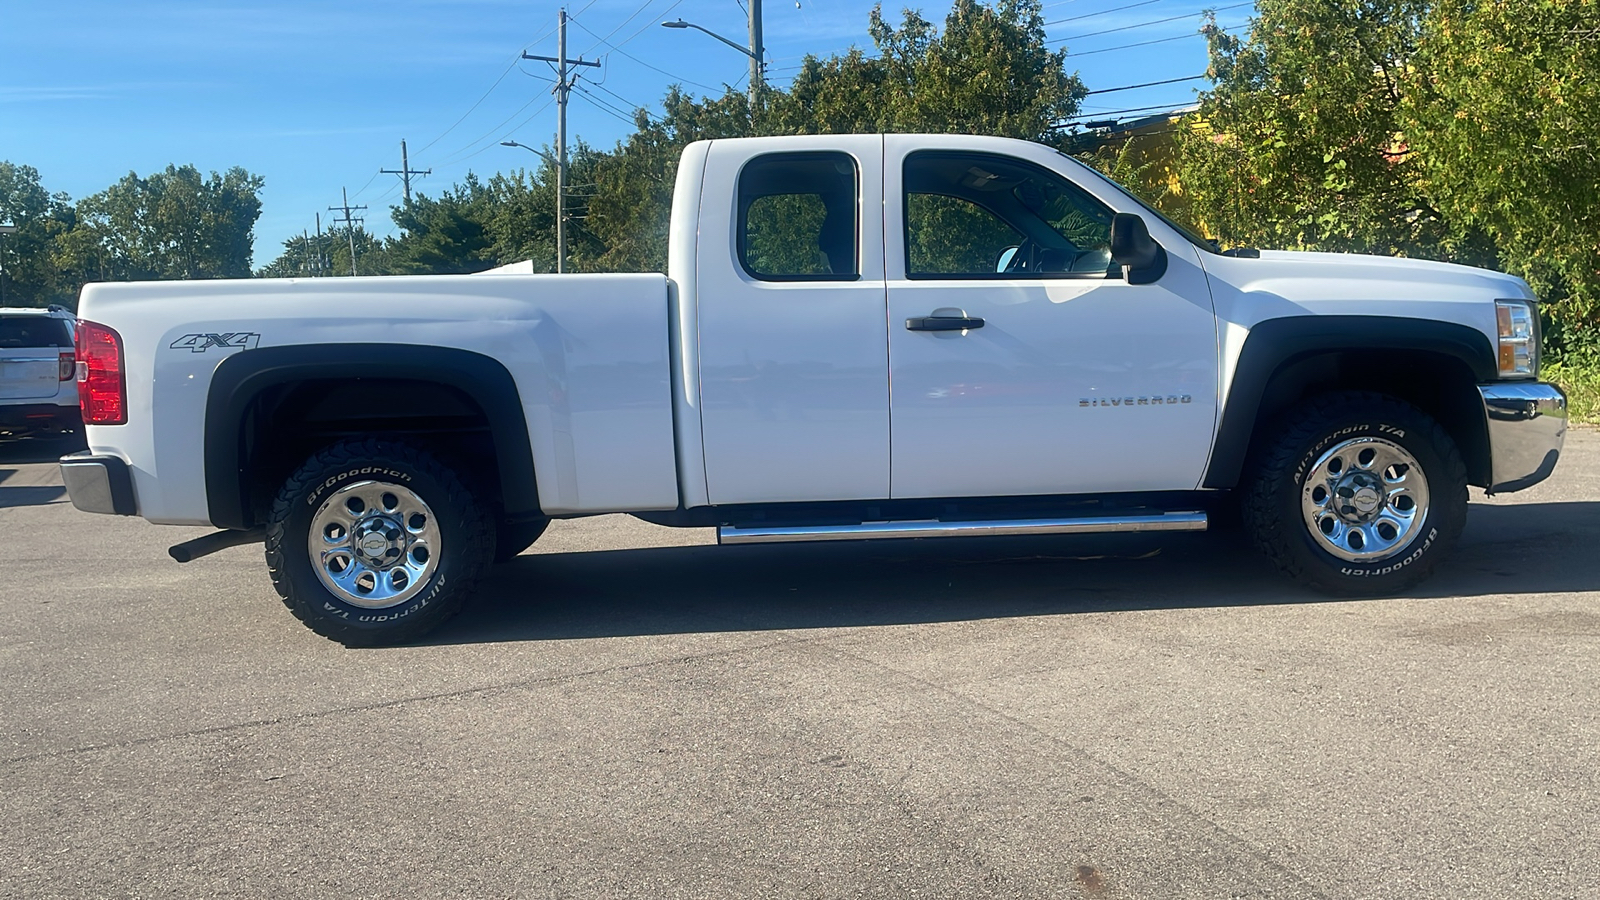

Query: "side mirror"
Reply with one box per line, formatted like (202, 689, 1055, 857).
(996, 246, 1019, 273)
(1110, 213, 1168, 285)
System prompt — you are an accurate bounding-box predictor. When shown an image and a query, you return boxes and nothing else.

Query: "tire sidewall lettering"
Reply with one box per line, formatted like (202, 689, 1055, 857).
(306, 467, 415, 507)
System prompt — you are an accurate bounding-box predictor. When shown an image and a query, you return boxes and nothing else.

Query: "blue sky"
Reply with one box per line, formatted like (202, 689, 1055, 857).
(0, 0, 1255, 264)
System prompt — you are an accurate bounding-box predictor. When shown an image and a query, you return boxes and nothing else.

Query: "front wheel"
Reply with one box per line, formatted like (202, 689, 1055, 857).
(265, 439, 494, 646)
(1244, 392, 1467, 595)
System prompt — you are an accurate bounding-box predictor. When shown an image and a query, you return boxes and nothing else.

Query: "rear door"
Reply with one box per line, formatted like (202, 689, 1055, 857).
(694, 136, 890, 504)
(0, 315, 72, 401)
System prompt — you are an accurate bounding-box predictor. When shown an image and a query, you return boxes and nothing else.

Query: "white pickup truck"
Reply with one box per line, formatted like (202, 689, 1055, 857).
(59, 134, 1567, 645)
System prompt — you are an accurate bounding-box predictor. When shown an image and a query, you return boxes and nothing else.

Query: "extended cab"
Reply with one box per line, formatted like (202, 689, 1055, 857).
(59, 134, 1567, 645)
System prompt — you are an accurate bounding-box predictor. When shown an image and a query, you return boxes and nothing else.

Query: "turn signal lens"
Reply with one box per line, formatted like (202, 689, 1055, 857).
(1495, 299, 1537, 378)
(76, 319, 127, 425)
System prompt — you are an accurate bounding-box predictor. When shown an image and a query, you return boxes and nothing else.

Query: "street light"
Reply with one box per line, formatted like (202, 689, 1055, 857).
(500, 141, 567, 273)
(0, 224, 16, 307)
(661, 6, 764, 106)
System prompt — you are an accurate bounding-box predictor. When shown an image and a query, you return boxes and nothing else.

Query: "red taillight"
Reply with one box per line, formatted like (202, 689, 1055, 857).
(58, 351, 75, 381)
(76, 320, 127, 425)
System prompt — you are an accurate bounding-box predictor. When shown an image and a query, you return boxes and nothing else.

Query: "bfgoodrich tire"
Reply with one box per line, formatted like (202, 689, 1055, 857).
(265, 439, 494, 646)
(1244, 391, 1467, 596)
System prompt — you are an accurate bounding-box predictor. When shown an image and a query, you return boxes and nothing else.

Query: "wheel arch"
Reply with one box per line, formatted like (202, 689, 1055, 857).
(204, 343, 540, 529)
(1204, 316, 1497, 490)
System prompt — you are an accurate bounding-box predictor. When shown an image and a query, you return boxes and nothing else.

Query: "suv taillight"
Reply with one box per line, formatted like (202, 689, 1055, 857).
(59, 351, 75, 381)
(76, 320, 127, 425)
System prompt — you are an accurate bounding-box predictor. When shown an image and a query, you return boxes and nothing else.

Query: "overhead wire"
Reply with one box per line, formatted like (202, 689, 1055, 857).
(567, 13, 722, 92)
(1045, 0, 1164, 27)
(1051, 1, 1253, 43)
(1085, 73, 1205, 94)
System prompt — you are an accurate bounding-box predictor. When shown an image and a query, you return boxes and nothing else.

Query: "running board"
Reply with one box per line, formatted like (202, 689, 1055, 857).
(717, 511, 1207, 545)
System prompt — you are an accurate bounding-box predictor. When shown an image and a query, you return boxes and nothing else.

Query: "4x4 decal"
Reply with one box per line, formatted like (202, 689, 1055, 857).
(169, 332, 260, 353)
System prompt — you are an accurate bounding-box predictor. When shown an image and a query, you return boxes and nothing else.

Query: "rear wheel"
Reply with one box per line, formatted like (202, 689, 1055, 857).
(265, 439, 494, 646)
(1244, 391, 1467, 595)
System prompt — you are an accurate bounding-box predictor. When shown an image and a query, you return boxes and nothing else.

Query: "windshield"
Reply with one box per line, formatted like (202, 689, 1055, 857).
(1058, 152, 1220, 254)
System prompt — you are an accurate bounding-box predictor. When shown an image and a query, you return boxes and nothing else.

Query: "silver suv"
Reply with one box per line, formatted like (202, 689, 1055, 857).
(0, 306, 79, 437)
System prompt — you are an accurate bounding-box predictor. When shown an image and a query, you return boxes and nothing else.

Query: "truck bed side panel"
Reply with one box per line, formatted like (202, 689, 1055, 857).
(77, 273, 678, 524)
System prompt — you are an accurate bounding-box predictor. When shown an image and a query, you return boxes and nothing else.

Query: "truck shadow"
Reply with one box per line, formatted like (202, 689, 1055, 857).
(430, 500, 1600, 645)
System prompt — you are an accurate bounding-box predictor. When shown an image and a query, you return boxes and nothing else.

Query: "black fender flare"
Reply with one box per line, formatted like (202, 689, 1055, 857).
(204, 344, 540, 529)
(1202, 316, 1496, 489)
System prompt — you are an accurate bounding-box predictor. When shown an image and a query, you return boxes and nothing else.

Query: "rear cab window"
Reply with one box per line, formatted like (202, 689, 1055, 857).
(737, 152, 860, 281)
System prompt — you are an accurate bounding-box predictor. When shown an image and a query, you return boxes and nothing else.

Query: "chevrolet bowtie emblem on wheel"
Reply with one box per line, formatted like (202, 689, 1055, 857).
(169, 332, 261, 353)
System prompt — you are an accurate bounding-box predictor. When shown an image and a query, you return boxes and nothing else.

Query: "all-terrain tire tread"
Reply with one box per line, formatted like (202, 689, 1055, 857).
(1242, 391, 1467, 595)
(264, 438, 494, 646)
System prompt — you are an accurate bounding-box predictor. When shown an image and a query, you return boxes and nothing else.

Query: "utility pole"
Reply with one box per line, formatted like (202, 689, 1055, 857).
(328, 188, 367, 277)
(748, 0, 763, 105)
(314, 213, 326, 276)
(380, 139, 431, 205)
(523, 7, 600, 274)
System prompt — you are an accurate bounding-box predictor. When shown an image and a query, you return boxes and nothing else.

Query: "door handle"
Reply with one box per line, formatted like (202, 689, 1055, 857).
(905, 315, 985, 332)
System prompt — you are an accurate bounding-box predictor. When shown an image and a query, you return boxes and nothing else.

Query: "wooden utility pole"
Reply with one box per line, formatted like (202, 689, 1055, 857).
(328, 188, 367, 277)
(381, 139, 431, 204)
(748, 0, 764, 105)
(523, 8, 599, 274)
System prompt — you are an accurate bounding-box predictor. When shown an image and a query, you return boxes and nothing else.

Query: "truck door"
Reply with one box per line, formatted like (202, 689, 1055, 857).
(695, 136, 889, 504)
(884, 136, 1218, 499)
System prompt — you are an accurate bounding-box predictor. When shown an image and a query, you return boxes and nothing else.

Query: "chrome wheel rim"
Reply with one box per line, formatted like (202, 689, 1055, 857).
(308, 480, 439, 609)
(1300, 437, 1430, 563)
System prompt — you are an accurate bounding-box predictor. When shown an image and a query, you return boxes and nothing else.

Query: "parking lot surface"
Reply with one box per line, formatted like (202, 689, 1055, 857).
(3, 431, 1598, 898)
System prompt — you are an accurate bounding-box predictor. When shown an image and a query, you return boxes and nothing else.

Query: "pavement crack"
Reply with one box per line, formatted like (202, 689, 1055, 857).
(3, 637, 806, 767)
(821, 644, 1332, 900)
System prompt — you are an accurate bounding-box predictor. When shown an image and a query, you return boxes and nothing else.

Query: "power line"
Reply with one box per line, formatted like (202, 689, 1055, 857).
(1061, 101, 1197, 120)
(567, 14, 721, 92)
(1052, 2, 1253, 43)
(1085, 73, 1205, 94)
(1065, 17, 1249, 55)
(573, 0, 662, 57)
(1046, 0, 1164, 27)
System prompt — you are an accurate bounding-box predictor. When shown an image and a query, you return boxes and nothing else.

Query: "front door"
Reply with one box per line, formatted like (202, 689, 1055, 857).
(884, 137, 1219, 500)
(696, 136, 890, 505)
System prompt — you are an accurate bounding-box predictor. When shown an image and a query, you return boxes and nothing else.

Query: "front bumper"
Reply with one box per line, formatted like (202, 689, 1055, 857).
(59, 452, 137, 516)
(1479, 382, 1567, 494)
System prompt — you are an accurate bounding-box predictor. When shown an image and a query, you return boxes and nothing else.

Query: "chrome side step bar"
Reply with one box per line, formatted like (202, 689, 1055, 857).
(717, 511, 1207, 545)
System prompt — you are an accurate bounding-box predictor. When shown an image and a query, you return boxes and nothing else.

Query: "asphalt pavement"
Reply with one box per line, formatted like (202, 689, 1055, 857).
(3, 431, 1598, 898)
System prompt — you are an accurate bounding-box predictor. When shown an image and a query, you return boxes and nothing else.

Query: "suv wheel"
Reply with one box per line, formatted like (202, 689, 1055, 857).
(265, 439, 494, 646)
(1244, 391, 1468, 595)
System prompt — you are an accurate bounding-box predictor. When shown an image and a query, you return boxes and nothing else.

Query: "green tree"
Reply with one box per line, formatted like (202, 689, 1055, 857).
(1174, 1, 1480, 258)
(1403, 0, 1600, 346)
(0, 162, 77, 307)
(60, 164, 264, 282)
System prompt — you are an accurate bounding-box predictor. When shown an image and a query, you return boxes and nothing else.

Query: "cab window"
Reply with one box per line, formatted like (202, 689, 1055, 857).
(738, 152, 859, 281)
(903, 151, 1117, 280)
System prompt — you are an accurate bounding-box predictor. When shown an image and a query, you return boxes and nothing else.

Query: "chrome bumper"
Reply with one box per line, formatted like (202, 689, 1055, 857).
(59, 452, 138, 516)
(1479, 382, 1567, 494)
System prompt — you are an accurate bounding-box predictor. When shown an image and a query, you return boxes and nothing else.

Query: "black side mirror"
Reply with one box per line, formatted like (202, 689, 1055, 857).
(1110, 213, 1168, 285)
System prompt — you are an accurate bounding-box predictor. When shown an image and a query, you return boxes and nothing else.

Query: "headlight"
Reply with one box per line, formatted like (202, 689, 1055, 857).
(1495, 299, 1538, 378)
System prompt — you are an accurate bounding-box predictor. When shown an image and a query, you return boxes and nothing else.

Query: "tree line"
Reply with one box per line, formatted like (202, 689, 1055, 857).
(0, 162, 262, 307)
(4, 0, 1596, 356)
